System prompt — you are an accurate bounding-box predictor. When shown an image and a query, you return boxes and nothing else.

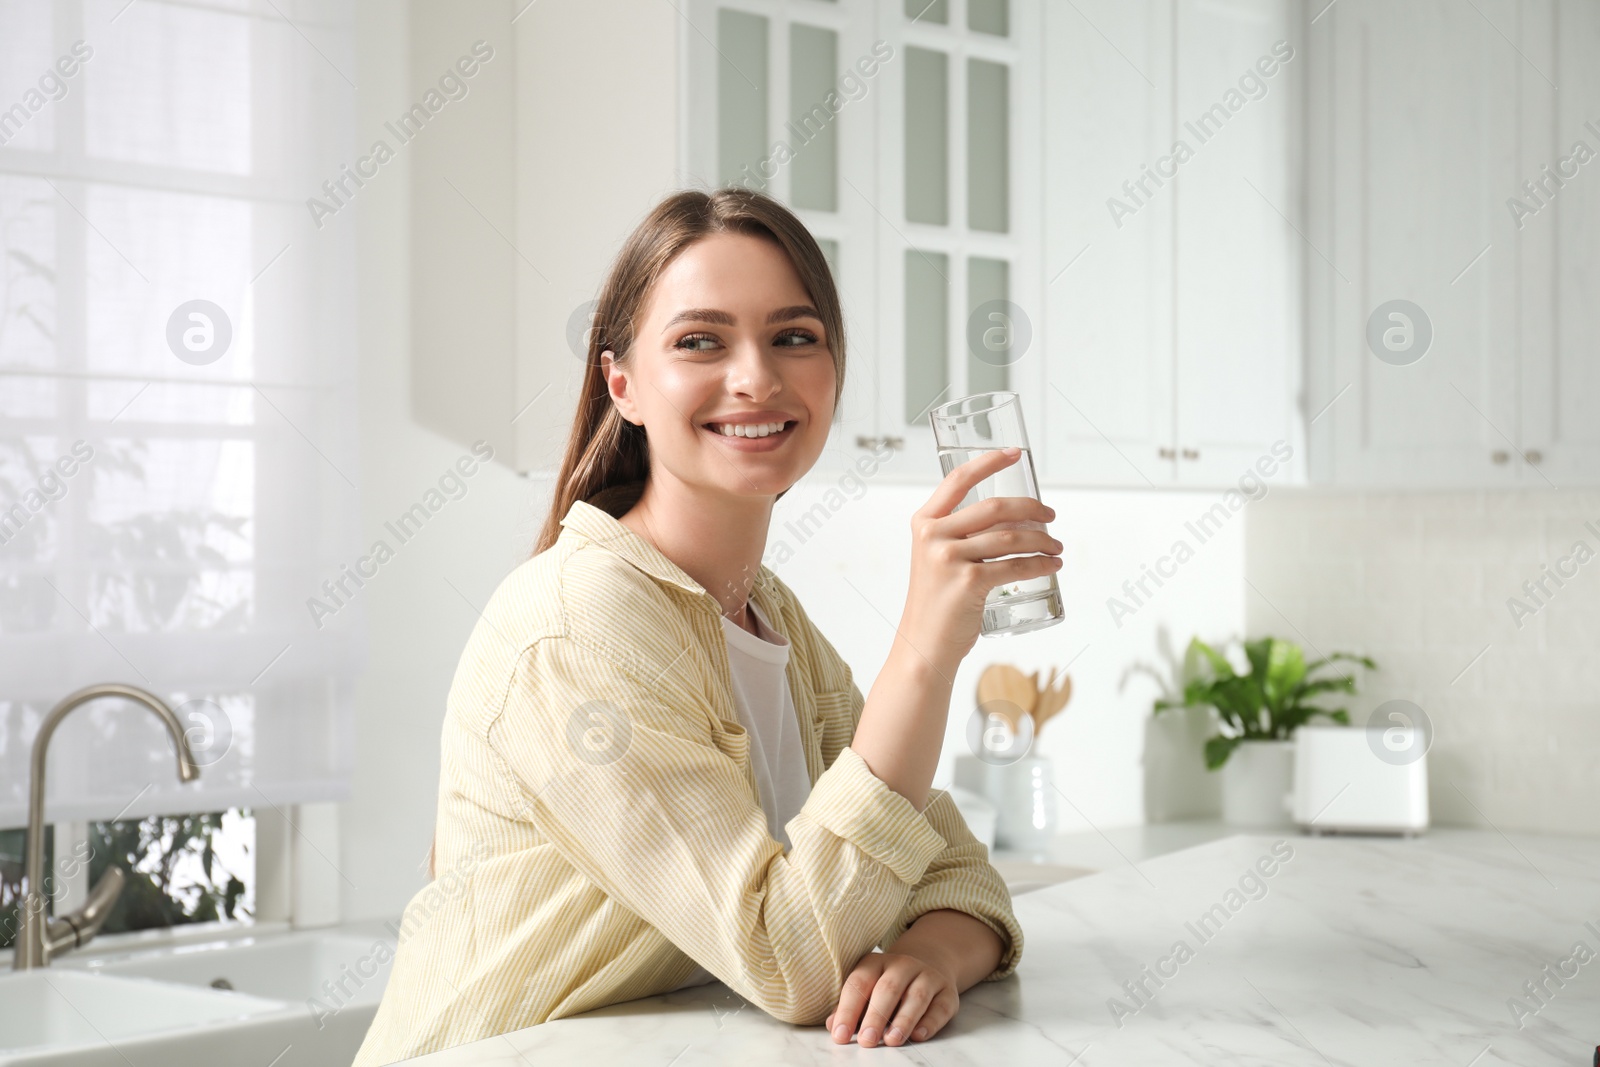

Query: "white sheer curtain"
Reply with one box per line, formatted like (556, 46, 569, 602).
(0, 0, 361, 828)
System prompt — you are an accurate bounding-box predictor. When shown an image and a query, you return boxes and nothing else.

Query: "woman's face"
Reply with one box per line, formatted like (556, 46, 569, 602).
(604, 231, 838, 502)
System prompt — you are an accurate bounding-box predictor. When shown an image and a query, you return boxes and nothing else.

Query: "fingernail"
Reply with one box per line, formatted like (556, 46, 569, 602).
(861, 1027, 880, 1045)
(914, 1026, 929, 1040)
(1003, 446, 1021, 456)
(833, 1024, 848, 1041)
(887, 1026, 904, 1043)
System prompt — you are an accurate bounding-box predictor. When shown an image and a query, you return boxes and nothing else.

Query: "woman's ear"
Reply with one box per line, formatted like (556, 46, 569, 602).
(600, 349, 642, 426)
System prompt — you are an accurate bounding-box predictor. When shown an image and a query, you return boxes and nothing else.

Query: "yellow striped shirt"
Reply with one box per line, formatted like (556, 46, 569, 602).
(353, 498, 1023, 1064)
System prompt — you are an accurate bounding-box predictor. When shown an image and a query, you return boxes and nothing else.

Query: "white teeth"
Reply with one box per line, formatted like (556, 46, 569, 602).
(712, 421, 788, 438)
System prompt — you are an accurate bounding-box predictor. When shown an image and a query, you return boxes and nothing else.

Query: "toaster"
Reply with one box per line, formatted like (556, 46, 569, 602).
(1292, 725, 1429, 835)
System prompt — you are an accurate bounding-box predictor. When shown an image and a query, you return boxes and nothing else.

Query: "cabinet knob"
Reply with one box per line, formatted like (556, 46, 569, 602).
(1525, 449, 1543, 465)
(1158, 446, 1176, 460)
(1182, 448, 1200, 460)
(1490, 450, 1510, 464)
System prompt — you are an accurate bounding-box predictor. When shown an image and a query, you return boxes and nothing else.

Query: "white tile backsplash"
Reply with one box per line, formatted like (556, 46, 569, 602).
(1246, 489, 1600, 837)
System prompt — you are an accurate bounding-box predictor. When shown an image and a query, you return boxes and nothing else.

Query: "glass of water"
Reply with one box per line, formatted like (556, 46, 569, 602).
(929, 391, 1064, 638)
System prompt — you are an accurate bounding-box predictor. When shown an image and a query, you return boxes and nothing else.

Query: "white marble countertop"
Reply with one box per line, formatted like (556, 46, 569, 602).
(406, 827, 1600, 1066)
(989, 818, 1242, 894)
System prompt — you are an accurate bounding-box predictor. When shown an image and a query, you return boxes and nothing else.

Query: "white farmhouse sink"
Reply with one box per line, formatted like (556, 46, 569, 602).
(69, 930, 394, 1007)
(0, 969, 285, 1063)
(5, 928, 396, 1067)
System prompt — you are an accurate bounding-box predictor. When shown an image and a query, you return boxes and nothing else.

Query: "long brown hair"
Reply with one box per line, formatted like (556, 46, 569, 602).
(531, 187, 847, 557)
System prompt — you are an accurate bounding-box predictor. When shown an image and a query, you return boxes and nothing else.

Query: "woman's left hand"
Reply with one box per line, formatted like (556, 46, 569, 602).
(825, 949, 960, 1047)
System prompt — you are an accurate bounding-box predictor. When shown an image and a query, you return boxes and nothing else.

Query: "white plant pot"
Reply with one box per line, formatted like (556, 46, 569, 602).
(1220, 739, 1295, 828)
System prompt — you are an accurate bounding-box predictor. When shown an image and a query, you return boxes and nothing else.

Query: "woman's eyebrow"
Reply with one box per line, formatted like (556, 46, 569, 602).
(661, 305, 822, 332)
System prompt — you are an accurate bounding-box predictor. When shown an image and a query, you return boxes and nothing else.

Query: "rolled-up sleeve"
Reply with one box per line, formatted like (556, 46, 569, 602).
(874, 784, 1025, 982)
(840, 676, 1026, 983)
(483, 631, 949, 1025)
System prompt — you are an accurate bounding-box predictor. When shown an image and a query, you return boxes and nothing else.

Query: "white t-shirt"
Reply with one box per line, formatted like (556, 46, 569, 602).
(672, 596, 812, 991)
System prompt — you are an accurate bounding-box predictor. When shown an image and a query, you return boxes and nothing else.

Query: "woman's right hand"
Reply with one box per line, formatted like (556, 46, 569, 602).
(898, 447, 1062, 667)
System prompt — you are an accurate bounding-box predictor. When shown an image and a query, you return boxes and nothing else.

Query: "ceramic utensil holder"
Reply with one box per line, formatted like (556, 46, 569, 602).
(953, 753, 1059, 852)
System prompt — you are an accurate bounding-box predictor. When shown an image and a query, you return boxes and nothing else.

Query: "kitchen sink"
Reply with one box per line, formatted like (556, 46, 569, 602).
(67, 930, 393, 1007)
(3, 928, 396, 1067)
(0, 969, 285, 1064)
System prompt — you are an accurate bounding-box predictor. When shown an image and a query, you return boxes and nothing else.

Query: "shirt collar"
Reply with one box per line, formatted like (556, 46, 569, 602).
(559, 497, 780, 612)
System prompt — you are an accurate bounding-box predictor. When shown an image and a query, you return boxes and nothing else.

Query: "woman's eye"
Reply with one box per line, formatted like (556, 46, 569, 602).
(675, 332, 719, 352)
(675, 329, 820, 352)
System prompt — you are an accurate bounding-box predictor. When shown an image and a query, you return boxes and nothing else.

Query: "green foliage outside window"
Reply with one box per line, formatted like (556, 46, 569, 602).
(0, 808, 252, 951)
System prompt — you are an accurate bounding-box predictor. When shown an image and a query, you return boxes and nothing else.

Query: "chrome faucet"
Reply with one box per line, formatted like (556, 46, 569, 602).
(13, 683, 199, 970)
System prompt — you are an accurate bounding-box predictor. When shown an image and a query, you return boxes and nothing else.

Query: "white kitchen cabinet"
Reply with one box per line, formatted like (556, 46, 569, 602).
(679, 0, 1045, 486)
(681, 0, 889, 485)
(413, 0, 1304, 490)
(1306, 0, 1520, 488)
(866, 0, 1044, 481)
(1040, 0, 1174, 488)
(407, 0, 686, 476)
(415, 0, 1039, 483)
(1519, 0, 1600, 487)
(1171, 0, 1303, 487)
(1304, 0, 1600, 488)
(1041, 0, 1304, 490)
(413, 0, 1600, 491)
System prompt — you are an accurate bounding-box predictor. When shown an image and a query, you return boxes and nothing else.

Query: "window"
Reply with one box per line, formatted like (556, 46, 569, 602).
(0, 0, 360, 936)
(0, 808, 254, 949)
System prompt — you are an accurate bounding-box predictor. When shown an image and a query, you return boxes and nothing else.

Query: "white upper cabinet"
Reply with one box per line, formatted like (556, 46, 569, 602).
(409, 0, 688, 476)
(1040, 0, 1175, 487)
(1520, 0, 1600, 486)
(677, 0, 1307, 490)
(1305, 0, 1600, 487)
(1171, 0, 1302, 486)
(685, 0, 1043, 485)
(685, 0, 887, 482)
(1040, 0, 1304, 489)
(424, 0, 1597, 490)
(1306, 0, 1520, 487)
(872, 0, 1043, 479)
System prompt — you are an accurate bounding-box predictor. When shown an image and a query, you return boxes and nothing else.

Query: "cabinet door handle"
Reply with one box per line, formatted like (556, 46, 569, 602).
(1525, 449, 1543, 465)
(1490, 450, 1510, 464)
(1158, 446, 1176, 460)
(856, 435, 905, 452)
(1182, 448, 1200, 460)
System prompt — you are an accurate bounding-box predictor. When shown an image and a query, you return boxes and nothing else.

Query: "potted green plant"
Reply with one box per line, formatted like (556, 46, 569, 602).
(1154, 636, 1377, 827)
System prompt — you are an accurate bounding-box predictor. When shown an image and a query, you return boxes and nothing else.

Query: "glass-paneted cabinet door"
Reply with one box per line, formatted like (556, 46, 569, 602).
(684, 0, 1040, 482)
(873, 0, 1042, 480)
(684, 0, 886, 480)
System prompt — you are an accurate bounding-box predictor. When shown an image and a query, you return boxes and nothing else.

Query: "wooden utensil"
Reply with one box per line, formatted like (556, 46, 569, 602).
(976, 663, 1036, 735)
(1031, 667, 1073, 733)
(975, 664, 1010, 730)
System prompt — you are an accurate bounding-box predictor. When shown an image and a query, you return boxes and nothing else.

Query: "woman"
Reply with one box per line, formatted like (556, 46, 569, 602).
(354, 188, 1062, 1064)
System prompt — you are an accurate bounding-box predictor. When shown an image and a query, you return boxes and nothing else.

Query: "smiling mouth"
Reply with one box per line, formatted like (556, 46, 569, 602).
(701, 420, 798, 440)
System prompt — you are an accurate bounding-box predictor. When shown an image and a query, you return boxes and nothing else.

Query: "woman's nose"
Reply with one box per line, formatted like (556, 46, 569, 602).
(726, 342, 784, 396)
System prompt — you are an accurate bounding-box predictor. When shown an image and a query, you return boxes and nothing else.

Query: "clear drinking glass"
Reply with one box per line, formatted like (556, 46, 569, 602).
(929, 391, 1064, 637)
